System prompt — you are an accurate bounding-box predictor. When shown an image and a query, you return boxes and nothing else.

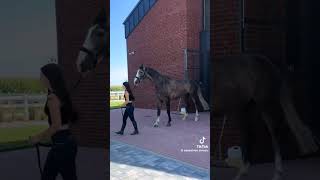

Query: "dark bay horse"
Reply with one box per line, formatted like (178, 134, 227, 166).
(134, 65, 209, 127)
(76, 8, 107, 74)
(214, 54, 318, 180)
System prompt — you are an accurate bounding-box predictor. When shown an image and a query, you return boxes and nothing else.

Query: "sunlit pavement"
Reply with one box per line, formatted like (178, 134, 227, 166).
(110, 108, 210, 169)
(110, 140, 210, 180)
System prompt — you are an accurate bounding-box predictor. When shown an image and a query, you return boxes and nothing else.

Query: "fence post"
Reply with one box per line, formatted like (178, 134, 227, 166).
(24, 94, 29, 121)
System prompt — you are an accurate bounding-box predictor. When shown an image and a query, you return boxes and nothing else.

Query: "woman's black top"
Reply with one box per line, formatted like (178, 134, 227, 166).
(44, 91, 72, 125)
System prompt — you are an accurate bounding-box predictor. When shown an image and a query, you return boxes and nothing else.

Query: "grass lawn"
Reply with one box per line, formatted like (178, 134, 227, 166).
(0, 125, 48, 152)
(110, 100, 124, 110)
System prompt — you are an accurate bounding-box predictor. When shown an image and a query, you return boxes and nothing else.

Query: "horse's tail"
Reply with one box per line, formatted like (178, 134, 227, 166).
(280, 76, 319, 155)
(196, 83, 210, 111)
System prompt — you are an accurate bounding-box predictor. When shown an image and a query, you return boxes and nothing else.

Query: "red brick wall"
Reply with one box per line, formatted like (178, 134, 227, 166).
(211, 0, 242, 161)
(127, 0, 202, 111)
(211, 0, 287, 161)
(55, 0, 108, 148)
(212, 0, 241, 56)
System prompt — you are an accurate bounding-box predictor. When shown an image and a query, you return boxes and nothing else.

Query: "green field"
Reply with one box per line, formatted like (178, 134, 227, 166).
(0, 125, 48, 151)
(110, 100, 124, 110)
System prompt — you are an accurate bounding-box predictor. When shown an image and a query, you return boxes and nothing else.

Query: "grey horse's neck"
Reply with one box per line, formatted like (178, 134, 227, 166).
(145, 67, 167, 84)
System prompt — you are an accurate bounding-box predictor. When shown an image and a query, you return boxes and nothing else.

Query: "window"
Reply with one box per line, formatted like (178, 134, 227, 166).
(144, 0, 150, 13)
(138, 2, 144, 21)
(124, 0, 158, 38)
(133, 9, 139, 26)
(125, 21, 129, 37)
(150, 0, 156, 6)
(129, 15, 134, 33)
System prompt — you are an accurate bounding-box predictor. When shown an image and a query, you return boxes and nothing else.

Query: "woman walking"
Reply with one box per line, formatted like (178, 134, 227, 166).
(115, 82, 139, 135)
(29, 63, 78, 180)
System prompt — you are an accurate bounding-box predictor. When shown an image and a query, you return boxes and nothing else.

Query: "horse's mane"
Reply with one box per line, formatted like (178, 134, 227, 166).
(145, 67, 171, 80)
(94, 8, 106, 28)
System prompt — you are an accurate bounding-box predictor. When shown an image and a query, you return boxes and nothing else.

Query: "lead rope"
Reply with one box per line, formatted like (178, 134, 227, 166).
(218, 115, 227, 160)
(35, 144, 43, 178)
(35, 142, 52, 179)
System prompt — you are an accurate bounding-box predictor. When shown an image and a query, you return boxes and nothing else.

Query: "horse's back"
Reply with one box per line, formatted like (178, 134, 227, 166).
(213, 54, 283, 112)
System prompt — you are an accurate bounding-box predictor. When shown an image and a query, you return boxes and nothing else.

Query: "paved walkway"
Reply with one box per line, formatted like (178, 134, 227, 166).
(212, 157, 320, 180)
(0, 147, 106, 180)
(110, 140, 210, 180)
(0, 120, 47, 128)
(110, 108, 210, 169)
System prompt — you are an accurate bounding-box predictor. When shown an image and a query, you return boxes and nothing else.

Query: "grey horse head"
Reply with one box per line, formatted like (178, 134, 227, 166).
(76, 8, 107, 74)
(133, 64, 147, 86)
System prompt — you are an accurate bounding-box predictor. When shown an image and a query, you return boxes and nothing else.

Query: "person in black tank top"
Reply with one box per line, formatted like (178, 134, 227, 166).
(115, 82, 139, 135)
(29, 63, 78, 180)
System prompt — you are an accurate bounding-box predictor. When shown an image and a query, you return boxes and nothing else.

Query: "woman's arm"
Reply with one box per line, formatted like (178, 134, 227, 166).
(30, 94, 62, 144)
(122, 91, 129, 106)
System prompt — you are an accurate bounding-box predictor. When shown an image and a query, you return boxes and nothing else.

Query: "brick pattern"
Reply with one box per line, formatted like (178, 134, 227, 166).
(211, 0, 287, 161)
(55, 0, 108, 148)
(211, 0, 242, 161)
(127, 0, 202, 111)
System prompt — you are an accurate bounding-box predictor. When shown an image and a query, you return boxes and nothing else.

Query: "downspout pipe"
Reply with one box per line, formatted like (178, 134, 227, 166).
(240, 0, 245, 53)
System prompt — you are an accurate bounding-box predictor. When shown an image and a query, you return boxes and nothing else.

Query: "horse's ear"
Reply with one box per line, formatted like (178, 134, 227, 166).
(140, 64, 145, 69)
(94, 8, 106, 27)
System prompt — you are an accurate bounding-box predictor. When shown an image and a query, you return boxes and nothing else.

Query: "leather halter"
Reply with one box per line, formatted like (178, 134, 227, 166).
(79, 47, 98, 64)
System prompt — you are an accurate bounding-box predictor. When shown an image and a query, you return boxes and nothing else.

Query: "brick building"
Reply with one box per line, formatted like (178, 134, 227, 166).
(55, 0, 108, 148)
(211, 0, 320, 163)
(124, 0, 210, 111)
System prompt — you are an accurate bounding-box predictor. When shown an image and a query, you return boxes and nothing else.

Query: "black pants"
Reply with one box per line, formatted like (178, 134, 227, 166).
(120, 104, 138, 131)
(42, 130, 77, 180)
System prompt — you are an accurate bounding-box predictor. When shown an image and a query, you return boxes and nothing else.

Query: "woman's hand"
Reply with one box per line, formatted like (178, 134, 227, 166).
(29, 135, 41, 145)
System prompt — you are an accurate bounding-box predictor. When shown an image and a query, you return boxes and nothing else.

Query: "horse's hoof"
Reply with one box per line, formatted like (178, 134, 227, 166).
(272, 172, 282, 180)
(166, 123, 171, 127)
(153, 124, 159, 127)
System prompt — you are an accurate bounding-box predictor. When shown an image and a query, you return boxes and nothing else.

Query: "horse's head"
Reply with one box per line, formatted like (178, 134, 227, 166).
(76, 8, 107, 74)
(134, 64, 147, 86)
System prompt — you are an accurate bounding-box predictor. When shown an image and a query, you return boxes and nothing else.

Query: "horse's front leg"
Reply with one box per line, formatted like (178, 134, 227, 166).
(153, 99, 162, 127)
(166, 99, 172, 126)
(182, 95, 189, 120)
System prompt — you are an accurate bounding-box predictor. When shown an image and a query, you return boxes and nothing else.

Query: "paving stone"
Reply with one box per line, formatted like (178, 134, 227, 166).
(110, 140, 209, 179)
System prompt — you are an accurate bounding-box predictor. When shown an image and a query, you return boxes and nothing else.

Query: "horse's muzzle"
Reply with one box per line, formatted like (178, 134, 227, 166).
(134, 77, 139, 86)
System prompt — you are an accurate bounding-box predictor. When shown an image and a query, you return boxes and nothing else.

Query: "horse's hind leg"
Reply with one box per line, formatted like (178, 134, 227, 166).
(166, 99, 172, 126)
(153, 99, 162, 127)
(231, 111, 250, 180)
(191, 96, 199, 121)
(261, 105, 283, 180)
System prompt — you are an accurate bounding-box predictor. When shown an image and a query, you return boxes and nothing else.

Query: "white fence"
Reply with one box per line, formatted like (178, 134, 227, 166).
(110, 91, 124, 100)
(0, 94, 46, 121)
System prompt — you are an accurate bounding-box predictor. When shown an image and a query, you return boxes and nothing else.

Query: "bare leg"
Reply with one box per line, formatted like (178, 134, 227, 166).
(153, 99, 162, 127)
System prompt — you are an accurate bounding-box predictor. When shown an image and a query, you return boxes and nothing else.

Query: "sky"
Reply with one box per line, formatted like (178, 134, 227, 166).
(110, 0, 139, 85)
(0, 0, 57, 78)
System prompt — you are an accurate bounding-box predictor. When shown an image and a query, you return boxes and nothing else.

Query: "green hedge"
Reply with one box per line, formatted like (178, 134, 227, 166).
(0, 78, 46, 94)
(110, 85, 123, 91)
